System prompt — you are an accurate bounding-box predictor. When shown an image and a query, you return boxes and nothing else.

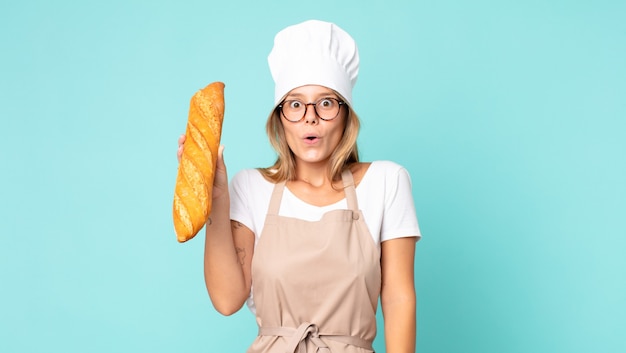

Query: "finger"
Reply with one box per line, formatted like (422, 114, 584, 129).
(216, 145, 226, 170)
(177, 145, 184, 162)
(178, 134, 186, 146)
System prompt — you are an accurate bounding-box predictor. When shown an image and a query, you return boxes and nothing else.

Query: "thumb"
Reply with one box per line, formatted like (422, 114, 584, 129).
(216, 145, 226, 170)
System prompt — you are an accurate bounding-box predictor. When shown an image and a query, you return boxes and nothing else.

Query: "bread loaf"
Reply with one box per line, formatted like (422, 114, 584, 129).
(173, 82, 225, 242)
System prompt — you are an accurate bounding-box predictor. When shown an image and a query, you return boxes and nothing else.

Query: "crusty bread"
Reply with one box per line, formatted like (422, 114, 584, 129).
(173, 82, 225, 242)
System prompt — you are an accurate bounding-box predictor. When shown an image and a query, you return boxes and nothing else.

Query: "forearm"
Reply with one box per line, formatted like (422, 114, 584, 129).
(203, 194, 247, 315)
(382, 291, 416, 353)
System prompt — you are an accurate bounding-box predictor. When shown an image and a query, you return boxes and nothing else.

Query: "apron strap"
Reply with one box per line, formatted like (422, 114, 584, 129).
(341, 169, 360, 219)
(267, 180, 287, 216)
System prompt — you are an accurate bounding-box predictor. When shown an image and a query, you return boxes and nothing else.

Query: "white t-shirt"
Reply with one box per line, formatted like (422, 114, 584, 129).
(229, 160, 422, 246)
(229, 160, 422, 313)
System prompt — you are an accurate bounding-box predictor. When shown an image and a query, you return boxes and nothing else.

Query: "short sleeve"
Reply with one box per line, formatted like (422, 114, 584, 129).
(380, 165, 421, 242)
(229, 170, 256, 235)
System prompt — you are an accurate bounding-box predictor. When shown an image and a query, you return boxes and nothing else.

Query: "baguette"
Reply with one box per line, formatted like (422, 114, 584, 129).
(173, 81, 225, 243)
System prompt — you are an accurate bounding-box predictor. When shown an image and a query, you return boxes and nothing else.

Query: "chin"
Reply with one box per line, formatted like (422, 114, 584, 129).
(298, 154, 331, 164)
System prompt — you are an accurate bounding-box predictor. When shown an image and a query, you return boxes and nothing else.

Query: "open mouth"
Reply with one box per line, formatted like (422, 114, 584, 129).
(304, 135, 320, 143)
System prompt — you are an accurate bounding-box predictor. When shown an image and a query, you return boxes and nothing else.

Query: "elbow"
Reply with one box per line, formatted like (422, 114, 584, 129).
(209, 294, 246, 316)
(214, 304, 241, 316)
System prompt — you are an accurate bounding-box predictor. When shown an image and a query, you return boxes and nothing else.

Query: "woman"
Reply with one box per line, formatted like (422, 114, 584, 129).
(178, 20, 421, 353)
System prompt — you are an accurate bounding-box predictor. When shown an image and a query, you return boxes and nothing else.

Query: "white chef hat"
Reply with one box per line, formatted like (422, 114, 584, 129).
(268, 20, 360, 107)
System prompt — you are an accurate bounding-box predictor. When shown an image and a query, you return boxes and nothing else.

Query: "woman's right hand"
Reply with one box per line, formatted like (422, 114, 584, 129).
(211, 145, 228, 200)
(177, 134, 186, 163)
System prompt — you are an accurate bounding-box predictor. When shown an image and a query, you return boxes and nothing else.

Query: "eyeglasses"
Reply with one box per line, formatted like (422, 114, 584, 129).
(278, 97, 345, 122)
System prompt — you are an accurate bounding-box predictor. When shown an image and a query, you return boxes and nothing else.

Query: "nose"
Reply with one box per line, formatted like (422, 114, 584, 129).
(303, 103, 319, 124)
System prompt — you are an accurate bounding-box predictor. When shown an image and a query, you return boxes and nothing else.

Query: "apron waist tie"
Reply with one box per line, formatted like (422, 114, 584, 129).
(258, 322, 373, 353)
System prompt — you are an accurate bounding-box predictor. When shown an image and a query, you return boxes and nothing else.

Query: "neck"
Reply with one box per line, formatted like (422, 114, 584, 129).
(294, 161, 331, 188)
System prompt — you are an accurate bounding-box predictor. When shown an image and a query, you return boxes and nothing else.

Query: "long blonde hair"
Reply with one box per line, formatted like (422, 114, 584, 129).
(259, 101, 360, 183)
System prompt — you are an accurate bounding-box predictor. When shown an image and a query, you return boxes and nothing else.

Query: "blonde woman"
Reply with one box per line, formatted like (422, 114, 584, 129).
(178, 20, 421, 353)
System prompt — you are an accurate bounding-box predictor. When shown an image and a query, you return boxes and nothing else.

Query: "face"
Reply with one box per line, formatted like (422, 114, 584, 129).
(280, 85, 347, 166)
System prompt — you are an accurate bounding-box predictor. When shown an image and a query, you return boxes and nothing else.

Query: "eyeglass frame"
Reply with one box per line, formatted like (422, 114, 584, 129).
(277, 97, 346, 123)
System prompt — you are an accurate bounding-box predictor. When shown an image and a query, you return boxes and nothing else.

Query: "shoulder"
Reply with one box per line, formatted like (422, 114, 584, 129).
(360, 160, 411, 180)
(231, 168, 274, 186)
(358, 161, 414, 195)
(350, 161, 407, 183)
(229, 169, 276, 214)
(230, 169, 276, 196)
(369, 160, 408, 173)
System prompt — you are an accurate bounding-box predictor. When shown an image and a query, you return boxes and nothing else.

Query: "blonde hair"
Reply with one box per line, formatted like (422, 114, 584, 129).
(259, 101, 360, 183)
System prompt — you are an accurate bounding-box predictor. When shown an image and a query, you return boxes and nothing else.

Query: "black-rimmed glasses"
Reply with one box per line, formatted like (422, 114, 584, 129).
(278, 97, 345, 122)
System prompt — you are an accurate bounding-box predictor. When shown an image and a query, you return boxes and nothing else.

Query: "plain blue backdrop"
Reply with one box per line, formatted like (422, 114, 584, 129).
(1, 0, 624, 352)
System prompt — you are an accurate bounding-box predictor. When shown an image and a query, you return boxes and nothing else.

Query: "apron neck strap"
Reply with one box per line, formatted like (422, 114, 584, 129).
(341, 169, 359, 213)
(267, 180, 286, 216)
(266, 168, 359, 216)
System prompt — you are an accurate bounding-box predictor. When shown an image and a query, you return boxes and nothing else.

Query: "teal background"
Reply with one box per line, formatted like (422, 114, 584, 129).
(1, 0, 624, 352)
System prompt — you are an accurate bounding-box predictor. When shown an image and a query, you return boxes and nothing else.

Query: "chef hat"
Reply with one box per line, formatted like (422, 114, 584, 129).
(268, 20, 359, 107)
